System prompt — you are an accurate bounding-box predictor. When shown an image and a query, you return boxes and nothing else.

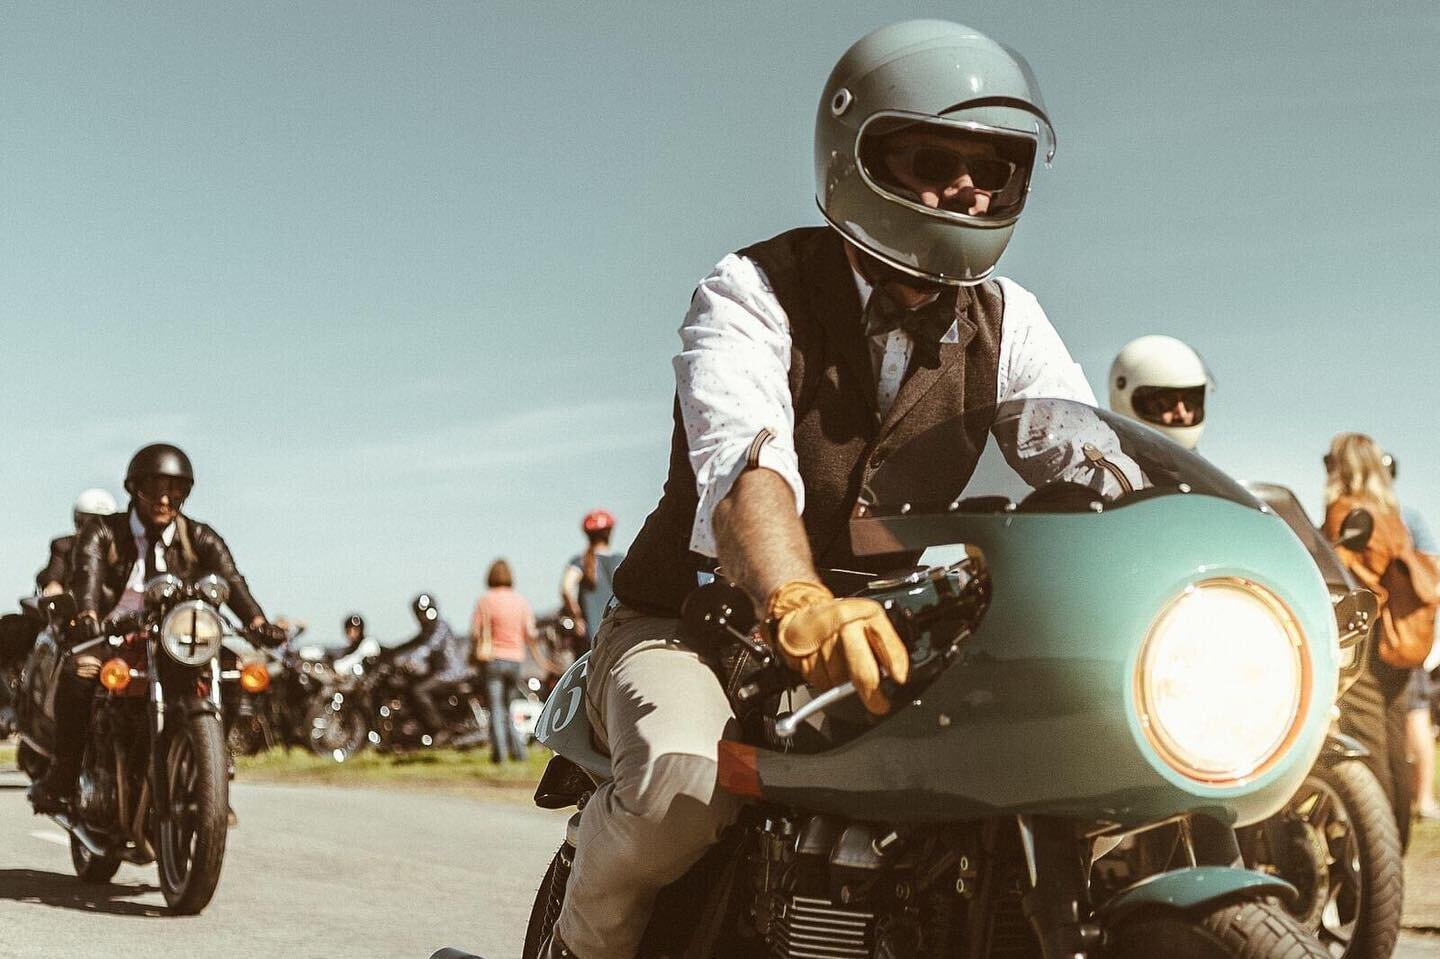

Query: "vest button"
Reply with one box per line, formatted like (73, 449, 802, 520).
(870, 448, 890, 467)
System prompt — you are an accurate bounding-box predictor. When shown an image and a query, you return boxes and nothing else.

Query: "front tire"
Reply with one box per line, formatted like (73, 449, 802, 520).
(69, 834, 122, 884)
(522, 843, 573, 959)
(304, 693, 369, 762)
(1246, 760, 1403, 958)
(156, 703, 228, 914)
(1108, 899, 1332, 958)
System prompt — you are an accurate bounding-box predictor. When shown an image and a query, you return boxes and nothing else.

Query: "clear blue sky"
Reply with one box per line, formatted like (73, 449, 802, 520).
(3, 2, 1436, 644)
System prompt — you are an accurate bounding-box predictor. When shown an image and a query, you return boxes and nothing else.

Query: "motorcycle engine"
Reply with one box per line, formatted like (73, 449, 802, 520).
(76, 754, 116, 826)
(751, 815, 974, 959)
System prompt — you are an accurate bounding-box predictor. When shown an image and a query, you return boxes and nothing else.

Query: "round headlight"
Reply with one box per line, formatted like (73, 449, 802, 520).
(160, 600, 225, 666)
(1136, 578, 1310, 785)
(144, 574, 185, 606)
(192, 573, 231, 607)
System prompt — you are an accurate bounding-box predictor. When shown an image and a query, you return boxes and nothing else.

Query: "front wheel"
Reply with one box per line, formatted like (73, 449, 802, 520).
(304, 692, 369, 762)
(1244, 760, 1403, 958)
(522, 843, 573, 959)
(156, 703, 228, 914)
(1108, 899, 1332, 958)
(69, 834, 121, 884)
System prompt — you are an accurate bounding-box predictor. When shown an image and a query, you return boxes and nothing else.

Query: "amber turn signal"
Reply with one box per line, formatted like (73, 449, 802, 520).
(239, 662, 270, 694)
(99, 658, 131, 692)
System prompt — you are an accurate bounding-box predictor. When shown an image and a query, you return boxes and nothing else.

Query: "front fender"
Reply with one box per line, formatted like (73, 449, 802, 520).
(1098, 866, 1296, 924)
(174, 695, 222, 720)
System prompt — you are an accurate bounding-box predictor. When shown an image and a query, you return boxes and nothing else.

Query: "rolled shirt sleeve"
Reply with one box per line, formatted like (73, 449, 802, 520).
(676, 254, 804, 558)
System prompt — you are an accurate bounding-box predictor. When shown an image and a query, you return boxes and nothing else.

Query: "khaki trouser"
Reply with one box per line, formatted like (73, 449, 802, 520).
(555, 605, 742, 958)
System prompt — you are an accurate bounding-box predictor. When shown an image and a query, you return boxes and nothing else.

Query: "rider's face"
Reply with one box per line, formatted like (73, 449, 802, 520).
(133, 476, 190, 527)
(1133, 386, 1205, 429)
(1160, 399, 1199, 427)
(345, 625, 363, 645)
(875, 128, 1005, 217)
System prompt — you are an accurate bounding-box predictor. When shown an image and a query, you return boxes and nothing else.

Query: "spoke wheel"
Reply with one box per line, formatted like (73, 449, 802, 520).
(1248, 761, 1402, 959)
(156, 704, 228, 914)
(304, 695, 369, 762)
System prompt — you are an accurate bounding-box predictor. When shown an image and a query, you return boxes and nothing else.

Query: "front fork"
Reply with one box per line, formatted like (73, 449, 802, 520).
(1019, 813, 1242, 959)
(1020, 816, 1104, 959)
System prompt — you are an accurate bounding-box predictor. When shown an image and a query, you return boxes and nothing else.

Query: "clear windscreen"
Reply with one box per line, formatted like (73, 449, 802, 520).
(859, 397, 1260, 518)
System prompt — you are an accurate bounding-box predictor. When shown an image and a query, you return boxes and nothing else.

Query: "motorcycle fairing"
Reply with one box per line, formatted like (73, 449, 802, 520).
(744, 493, 1338, 827)
(534, 653, 612, 780)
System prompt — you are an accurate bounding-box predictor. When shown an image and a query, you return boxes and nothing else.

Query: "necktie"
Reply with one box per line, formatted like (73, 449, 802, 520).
(862, 289, 956, 369)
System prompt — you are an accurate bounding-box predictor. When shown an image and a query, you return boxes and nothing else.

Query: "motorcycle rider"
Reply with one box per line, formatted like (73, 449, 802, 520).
(560, 509, 624, 653)
(36, 488, 118, 596)
(1108, 335, 1213, 450)
(545, 21, 1130, 958)
(28, 443, 286, 813)
(390, 593, 470, 743)
(332, 612, 380, 675)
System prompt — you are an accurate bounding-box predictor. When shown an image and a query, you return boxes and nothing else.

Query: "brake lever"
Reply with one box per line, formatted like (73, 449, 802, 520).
(774, 682, 857, 739)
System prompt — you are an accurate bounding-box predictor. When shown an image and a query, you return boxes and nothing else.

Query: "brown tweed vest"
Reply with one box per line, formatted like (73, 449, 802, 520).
(612, 227, 1003, 616)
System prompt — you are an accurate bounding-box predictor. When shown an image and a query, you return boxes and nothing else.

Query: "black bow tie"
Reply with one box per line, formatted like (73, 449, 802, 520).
(862, 290, 956, 368)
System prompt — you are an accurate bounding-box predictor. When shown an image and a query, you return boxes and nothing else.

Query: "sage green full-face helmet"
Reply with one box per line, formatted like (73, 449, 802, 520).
(815, 20, 1057, 286)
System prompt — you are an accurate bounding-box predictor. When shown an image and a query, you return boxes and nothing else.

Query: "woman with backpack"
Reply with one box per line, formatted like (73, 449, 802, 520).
(1325, 432, 1440, 847)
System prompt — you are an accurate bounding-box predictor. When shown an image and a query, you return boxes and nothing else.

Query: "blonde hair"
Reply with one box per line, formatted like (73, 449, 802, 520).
(1324, 432, 1399, 514)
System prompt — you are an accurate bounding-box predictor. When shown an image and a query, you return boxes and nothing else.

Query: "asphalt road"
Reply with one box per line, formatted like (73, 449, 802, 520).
(2, 764, 1437, 958)
(0, 766, 567, 959)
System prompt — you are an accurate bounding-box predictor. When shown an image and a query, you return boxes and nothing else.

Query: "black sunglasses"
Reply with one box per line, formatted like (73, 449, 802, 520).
(904, 145, 1017, 192)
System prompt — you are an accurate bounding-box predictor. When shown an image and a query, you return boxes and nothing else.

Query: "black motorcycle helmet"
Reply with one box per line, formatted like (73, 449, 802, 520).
(343, 613, 365, 633)
(124, 443, 195, 496)
(411, 593, 438, 624)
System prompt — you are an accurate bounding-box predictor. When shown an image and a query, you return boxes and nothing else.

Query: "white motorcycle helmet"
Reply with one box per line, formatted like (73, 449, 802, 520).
(73, 487, 118, 528)
(1109, 336, 1213, 450)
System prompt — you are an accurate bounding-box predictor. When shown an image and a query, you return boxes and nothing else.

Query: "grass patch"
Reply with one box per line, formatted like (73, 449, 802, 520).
(234, 744, 552, 794)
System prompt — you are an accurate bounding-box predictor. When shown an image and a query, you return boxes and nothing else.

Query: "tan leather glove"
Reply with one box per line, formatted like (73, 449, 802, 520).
(767, 580, 910, 715)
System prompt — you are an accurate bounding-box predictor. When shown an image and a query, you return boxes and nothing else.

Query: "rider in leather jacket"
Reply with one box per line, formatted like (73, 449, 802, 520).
(28, 443, 286, 813)
(391, 593, 470, 742)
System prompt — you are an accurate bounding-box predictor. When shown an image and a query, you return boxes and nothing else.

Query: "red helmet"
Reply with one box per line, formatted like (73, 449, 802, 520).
(582, 509, 616, 534)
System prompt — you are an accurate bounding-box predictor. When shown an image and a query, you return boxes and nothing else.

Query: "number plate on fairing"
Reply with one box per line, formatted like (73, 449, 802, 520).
(534, 654, 612, 780)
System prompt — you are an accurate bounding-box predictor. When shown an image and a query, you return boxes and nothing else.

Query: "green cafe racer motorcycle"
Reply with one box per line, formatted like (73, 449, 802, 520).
(437, 397, 1342, 959)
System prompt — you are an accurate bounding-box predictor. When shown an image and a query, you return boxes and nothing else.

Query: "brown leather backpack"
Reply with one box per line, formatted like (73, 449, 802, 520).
(1377, 547, 1440, 669)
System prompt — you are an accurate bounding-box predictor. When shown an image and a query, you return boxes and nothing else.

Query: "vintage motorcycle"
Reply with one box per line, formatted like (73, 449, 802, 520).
(437, 397, 1348, 959)
(1237, 482, 1402, 959)
(14, 573, 244, 914)
(304, 657, 490, 761)
(221, 624, 326, 755)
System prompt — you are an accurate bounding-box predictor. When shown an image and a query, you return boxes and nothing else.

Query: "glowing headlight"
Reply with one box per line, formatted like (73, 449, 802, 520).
(160, 601, 225, 666)
(1136, 578, 1309, 784)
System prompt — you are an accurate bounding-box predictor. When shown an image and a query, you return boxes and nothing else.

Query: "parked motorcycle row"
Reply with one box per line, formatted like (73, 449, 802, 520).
(215, 624, 549, 763)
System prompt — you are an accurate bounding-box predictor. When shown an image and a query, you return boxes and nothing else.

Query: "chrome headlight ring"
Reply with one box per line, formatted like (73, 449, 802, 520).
(160, 600, 225, 666)
(1135, 577, 1311, 786)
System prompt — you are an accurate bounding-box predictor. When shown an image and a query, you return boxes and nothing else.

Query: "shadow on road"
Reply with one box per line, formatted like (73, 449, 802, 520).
(0, 869, 165, 917)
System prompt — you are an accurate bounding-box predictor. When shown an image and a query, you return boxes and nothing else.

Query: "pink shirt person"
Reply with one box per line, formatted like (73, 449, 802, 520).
(472, 586, 533, 663)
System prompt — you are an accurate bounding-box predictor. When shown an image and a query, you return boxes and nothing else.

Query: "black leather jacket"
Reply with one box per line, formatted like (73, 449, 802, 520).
(35, 535, 75, 590)
(70, 511, 265, 627)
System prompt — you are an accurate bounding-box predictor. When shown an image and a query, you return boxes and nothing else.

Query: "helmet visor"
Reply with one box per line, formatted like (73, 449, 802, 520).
(1131, 385, 1207, 428)
(857, 114, 1037, 221)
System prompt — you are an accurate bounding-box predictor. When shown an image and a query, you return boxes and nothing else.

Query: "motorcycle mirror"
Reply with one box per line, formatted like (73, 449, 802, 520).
(1333, 507, 1374, 552)
(42, 592, 76, 626)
